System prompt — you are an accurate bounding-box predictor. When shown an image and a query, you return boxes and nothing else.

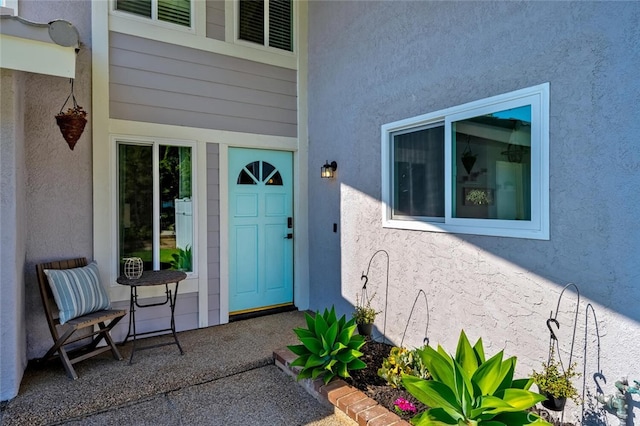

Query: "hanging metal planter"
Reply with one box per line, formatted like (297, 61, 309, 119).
(461, 137, 477, 175)
(541, 391, 567, 412)
(55, 79, 87, 150)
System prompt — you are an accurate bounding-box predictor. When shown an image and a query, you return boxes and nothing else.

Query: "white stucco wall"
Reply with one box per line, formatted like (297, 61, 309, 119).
(0, 69, 27, 401)
(17, 1, 93, 360)
(307, 2, 640, 425)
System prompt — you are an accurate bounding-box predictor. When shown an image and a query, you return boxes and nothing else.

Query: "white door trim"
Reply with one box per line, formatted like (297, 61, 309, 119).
(219, 144, 230, 324)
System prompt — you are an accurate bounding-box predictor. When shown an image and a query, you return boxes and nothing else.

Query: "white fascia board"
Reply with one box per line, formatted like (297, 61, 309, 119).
(0, 34, 76, 78)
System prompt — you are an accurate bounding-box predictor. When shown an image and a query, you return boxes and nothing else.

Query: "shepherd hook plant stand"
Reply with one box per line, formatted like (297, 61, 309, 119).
(360, 250, 390, 344)
(400, 288, 430, 348)
(545, 283, 581, 423)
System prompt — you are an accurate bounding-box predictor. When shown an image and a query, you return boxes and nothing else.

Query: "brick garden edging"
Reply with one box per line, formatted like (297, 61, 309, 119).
(274, 348, 411, 426)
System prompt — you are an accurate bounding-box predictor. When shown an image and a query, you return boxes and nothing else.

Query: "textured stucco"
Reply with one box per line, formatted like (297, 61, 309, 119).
(307, 2, 640, 424)
(0, 69, 27, 401)
(16, 0, 93, 360)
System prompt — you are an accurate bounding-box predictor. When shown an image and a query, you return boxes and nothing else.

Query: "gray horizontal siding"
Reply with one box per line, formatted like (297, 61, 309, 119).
(206, 0, 225, 41)
(109, 32, 297, 137)
(207, 143, 221, 326)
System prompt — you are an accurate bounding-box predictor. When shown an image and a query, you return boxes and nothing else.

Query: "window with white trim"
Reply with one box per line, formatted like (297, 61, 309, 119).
(114, 0, 192, 28)
(382, 83, 549, 240)
(0, 0, 18, 14)
(238, 0, 293, 52)
(118, 140, 195, 273)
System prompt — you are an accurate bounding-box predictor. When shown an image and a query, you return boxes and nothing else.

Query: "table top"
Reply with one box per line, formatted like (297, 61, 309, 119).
(116, 269, 188, 287)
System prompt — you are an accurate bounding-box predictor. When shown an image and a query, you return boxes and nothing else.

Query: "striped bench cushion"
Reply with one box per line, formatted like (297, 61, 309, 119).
(44, 262, 111, 324)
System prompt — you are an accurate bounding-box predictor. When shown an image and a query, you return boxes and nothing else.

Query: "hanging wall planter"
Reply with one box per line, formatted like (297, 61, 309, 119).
(55, 79, 87, 150)
(357, 323, 373, 337)
(461, 137, 477, 175)
(541, 391, 567, 412)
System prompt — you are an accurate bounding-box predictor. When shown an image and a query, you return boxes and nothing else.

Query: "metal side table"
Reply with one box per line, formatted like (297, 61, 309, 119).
(117, 270, 187, 363)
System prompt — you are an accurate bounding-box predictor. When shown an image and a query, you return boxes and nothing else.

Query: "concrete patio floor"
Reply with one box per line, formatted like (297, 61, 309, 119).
(0, 311, 356, 426)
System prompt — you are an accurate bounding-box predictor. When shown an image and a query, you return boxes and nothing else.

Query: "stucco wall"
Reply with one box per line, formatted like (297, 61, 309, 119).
(307, 2, 640, 424)
(18, 0, 93, 359)
(0, 69, 27, 401)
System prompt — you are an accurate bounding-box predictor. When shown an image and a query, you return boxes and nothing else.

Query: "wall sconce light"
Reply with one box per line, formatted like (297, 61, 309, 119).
(321, 161, 337, 179)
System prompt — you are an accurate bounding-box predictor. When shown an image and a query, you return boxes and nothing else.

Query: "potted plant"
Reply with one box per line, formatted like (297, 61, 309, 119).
(352, 292, 379, 337)
(531, 349, 581, 411)
(169, 245, 192, 271)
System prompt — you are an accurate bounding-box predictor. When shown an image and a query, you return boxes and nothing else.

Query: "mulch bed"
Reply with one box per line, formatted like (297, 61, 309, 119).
(346, 339, 575, 425)
(345, 339, 426, 422)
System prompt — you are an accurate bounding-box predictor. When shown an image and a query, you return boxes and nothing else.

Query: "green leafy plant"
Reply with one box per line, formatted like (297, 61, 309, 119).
(378, 346, 431, 388)
(288, 306, 367, 385)
(170, 245, 192, 271)
(465, 189, 493, 205)
(352, 293, 379, 325)
(531, 348, 580, 404)
(402, 330, 551, 425)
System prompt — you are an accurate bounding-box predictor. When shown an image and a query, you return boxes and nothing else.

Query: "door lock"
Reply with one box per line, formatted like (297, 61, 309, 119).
(284, 233, 293, 239)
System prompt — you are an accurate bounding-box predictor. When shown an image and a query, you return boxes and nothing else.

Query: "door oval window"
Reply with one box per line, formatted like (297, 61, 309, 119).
(237, 161, 283, 186)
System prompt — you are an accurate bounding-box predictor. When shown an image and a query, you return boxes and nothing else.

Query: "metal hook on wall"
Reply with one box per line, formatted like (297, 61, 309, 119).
(546, 318, 560, 341)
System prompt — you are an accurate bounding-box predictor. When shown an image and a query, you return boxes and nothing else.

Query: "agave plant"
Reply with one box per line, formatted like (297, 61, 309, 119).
(402, 330, 551, 425)
(170, 245, 192, 271)
(287, 306, 367, 385)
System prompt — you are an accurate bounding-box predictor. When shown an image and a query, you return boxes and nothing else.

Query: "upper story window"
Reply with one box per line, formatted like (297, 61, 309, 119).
(381, 83, 550, 240)
(115, 0, 192, 28)
(239, 0, 293, 52)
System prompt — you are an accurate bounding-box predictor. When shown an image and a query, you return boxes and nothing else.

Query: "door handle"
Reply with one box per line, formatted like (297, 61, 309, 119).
(284, 233, 293, 239)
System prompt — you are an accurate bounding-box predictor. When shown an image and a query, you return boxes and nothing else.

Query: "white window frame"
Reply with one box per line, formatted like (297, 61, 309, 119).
(0, 0, 18, 14)
(116, 136, 198, 276)
(110, 0, 196, 34)
(229, 0, 296, 55)
(381, 83, 550, 240)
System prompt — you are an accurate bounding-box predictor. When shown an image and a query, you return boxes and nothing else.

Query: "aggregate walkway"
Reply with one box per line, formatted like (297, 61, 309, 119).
(0, 311, 355, 426)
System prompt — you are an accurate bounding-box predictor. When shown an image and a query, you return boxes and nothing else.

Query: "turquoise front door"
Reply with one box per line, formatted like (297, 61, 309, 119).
(228, 148, 294, 314)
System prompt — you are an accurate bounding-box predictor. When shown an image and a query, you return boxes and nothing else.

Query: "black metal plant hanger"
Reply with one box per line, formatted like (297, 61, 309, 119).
(546, 282, 581, 423)
(59, 78, 80, 114)
(400, 289, 430, 348)
(581, 303, 604, 423)
(360, 250, 389, 344)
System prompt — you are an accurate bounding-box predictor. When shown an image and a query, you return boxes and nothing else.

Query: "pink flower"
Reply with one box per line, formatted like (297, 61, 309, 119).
(393, 397, 417, 413)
